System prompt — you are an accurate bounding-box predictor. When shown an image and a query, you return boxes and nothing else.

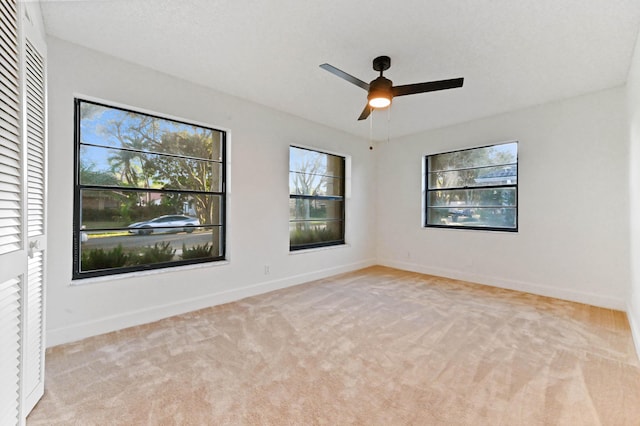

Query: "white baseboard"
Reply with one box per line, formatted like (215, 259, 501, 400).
(46, 258, 376, 347)
(379, 259, 626, 311)
(627, 301, 640, 361)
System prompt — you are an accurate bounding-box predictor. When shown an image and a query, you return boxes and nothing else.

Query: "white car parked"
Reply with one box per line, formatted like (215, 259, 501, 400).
(128, 215, 200, 235)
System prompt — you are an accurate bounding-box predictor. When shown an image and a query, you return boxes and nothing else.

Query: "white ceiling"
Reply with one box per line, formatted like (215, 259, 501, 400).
(38, 0, 640, 140)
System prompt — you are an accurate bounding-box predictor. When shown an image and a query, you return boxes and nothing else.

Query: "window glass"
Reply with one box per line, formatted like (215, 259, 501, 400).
(79, 102, 223, 160)
(289, 147, 345, 250)
(80, 145, 223, 191)
(74, 99, 226, 278)
(425, 142, 518, 231)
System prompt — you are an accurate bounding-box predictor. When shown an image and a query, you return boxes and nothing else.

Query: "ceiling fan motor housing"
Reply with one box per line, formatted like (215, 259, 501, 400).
(368, 76, 393, 106)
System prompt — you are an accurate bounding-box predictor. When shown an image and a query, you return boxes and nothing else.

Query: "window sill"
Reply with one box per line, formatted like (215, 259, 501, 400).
(70, 259, 230, 286)
(422, 225, 518, 233)
(289, 243, 349, 255)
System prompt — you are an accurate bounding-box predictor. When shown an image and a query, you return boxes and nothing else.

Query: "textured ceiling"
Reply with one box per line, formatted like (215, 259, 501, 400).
(39, 0, 640, 140)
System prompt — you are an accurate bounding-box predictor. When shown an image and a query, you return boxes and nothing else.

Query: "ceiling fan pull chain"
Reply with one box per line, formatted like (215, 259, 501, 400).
(387, 104, 391, 144)
(369, 107, 373, 147)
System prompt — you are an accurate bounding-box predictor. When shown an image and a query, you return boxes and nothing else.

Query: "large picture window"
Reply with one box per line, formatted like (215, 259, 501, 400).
(73, 99, 226, 278)
(289, 146, 345, 250)
(425, 142, 518, 231)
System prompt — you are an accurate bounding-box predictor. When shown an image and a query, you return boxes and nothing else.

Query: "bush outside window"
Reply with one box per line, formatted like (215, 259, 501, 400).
(73, 99, 226, 278)
(289, 146, 345, 250)
(425, 142, 518, 231)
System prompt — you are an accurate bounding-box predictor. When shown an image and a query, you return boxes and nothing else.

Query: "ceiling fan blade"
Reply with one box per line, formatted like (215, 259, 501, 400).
(358, 104, 372, 121)
(320, 63, 370, 91)
(392, 77, 464, 97)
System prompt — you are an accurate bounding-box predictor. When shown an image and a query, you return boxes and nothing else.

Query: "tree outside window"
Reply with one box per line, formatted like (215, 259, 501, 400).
(289, 146, 345, 250)
(74, 99, 226, 278)
(425, 142, 518, 231)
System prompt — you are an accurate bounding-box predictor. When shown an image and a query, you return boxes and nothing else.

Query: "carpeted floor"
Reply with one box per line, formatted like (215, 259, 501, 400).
(28, 266, 640, 425)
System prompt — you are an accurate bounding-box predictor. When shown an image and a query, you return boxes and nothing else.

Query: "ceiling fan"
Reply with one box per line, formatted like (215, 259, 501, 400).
(320, 56, 464, 121)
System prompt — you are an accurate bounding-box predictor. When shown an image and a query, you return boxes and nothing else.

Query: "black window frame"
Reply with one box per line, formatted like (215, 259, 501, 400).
(424, 141, 518, 232)
(289, 146, 346, 251)
(72, 99, 227, 279)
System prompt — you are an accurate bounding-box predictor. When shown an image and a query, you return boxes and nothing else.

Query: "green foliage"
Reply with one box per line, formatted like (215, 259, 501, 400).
(82, 207, 120, 222)
(79, 162, 120, 186)
(151, 131, 219, 226)
(81, 244, 129, 271)
(290, 226, 341, 246)
(123, 203, 177, 224)
(82, 242, 178, 272)
(181, 243, 214, 260)
(428, 208, 450, 224)
(131, 242, 176, 265)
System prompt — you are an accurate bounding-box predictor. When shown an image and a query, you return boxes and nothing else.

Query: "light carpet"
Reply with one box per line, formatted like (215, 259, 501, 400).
(27, 266, 640, 425)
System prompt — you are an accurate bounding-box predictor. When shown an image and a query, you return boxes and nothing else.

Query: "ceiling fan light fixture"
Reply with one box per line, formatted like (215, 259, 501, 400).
(368, 95, 391, 108)
(367, 76, 393, 109)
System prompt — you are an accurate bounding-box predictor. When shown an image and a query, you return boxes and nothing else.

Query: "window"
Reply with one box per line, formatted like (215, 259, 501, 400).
(289, 146, 345, 250)
(73, 99, 226, 278)
(425, 141, 518, 231)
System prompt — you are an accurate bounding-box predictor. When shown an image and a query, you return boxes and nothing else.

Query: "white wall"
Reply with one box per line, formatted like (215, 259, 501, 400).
(627, 29, 640, 355)
(376, 87, 630, 310)
(46, 37, 376, 346)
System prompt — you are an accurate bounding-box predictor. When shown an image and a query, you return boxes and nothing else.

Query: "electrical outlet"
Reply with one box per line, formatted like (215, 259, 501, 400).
(264, 265, 270, 275)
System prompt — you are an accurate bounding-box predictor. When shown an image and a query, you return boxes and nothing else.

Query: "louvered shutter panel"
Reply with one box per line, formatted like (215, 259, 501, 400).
(25, 40, 45, 238)
(0, 0, 22, 256)
(0, 1, 23, 424)
(22, 37, 46, 413)
(0, 277, 22, 426)
(25, 252, 44, 398)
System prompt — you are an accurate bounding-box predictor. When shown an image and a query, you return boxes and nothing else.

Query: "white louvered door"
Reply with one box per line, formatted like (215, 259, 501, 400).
(0, 1, 27, 424)
(22, 36, 46, 415)
(0, 0, 47, 424)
